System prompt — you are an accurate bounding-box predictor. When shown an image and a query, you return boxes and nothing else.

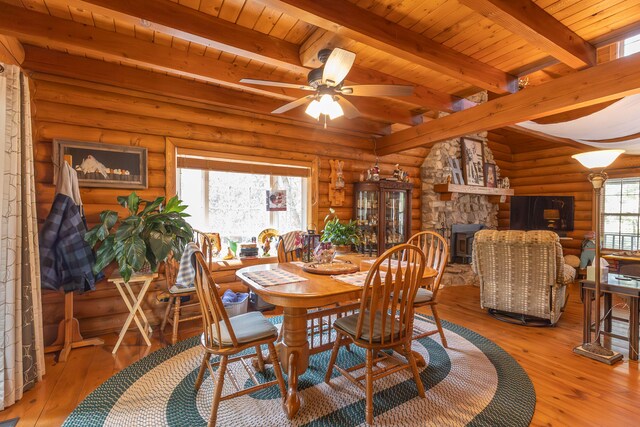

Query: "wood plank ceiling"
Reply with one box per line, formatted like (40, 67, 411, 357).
(3, 0, 640, 153)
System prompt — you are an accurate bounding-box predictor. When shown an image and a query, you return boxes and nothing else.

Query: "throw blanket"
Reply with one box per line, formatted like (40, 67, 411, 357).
(175, 242, 200, 289)
(280, 230, 304, 252)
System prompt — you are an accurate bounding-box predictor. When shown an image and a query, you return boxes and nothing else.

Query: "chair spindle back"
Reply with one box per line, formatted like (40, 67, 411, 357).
(277, 233, 304, 262)
(406, 231, 448, 299)
(356, 244, 426, 346)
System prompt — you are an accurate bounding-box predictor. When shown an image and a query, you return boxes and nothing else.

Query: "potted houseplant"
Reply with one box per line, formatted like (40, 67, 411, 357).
(321, 208, 360, 254)
(85, 192, 194, 282)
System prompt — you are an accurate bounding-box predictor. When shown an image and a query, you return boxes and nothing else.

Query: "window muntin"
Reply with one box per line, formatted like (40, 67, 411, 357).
(603, 178, 640, 250)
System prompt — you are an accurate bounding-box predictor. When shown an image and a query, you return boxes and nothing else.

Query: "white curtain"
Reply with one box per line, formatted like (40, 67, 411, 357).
(518, 94, 640, 154)
(0, 63, 45, 410)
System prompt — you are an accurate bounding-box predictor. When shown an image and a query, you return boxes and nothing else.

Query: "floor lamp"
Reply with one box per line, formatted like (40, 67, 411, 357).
(572, 149, 625, 364)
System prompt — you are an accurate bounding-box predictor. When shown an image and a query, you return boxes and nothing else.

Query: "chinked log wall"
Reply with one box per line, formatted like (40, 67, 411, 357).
(491, 133, 640, 257)
(33, 76, 426, 343)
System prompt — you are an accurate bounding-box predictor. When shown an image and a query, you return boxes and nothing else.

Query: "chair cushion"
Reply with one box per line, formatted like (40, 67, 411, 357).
(333, 311, 403, 343)
(414, 288, 434, 304)
(394, 288, 434, 304)
(212, 311, 277, 346)
(169, 284, 196, 294)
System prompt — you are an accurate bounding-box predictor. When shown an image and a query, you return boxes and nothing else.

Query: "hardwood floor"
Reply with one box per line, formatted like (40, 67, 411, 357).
(1, 283, 639, 427)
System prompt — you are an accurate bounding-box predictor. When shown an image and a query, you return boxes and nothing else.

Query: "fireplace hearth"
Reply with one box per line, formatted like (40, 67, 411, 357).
(450, 224, 485, 264)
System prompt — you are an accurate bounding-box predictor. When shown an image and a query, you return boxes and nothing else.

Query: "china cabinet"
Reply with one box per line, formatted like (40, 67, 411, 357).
(353, 181, 413, 256)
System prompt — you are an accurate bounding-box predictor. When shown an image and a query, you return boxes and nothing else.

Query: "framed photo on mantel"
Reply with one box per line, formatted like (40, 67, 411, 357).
(460, 137, 485, 186)
(54, 139, 148, 189)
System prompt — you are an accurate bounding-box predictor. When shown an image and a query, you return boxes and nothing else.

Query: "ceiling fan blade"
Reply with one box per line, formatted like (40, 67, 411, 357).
(335, 95, 361, 119)
(340, 84, 414, 97)
(322, 48, 356, 87)
(271, 95, 314, 114)
(240, 78, 315, 91)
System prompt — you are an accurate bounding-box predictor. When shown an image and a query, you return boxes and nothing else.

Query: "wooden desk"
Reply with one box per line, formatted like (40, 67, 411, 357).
(237, 262, 436, 418)
(580, 274, 640, 361)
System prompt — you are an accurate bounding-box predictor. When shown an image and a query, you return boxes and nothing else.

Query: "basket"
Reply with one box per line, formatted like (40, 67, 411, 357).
(224, 293, 249, 317)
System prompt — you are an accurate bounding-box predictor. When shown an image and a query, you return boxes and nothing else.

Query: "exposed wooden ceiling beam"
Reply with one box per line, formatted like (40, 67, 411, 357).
(64, 0, 305, 72)
(60, 0, 468, 114)
(258, 0, 517, 94)
(0, 3, 413, 126)
(21, 45, 386, 136)
(299, 28, 350, 68)
(376, 52, 640, 155)
(459, 0, 596, 69)
(0, 35, 24, 66)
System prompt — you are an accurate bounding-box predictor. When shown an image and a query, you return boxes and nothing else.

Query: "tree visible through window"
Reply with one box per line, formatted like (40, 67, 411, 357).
(603, 178, 640, 250)
(178, 168, 307, 245)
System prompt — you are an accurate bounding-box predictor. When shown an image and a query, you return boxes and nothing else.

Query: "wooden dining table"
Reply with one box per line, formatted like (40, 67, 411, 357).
(236, 261, 437, 418)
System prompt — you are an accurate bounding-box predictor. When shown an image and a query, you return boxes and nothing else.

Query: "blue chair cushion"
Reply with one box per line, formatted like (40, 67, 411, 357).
(212, 311, 278, 346)
(334, 311, 403, 343)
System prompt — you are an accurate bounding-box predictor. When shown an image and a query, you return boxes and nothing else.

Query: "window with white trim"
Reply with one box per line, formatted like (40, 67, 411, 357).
(603, 177, 640, 250)
(177, 153, 310, 244)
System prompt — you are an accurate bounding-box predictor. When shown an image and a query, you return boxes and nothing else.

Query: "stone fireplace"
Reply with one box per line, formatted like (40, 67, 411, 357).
(419, 93, 500, 286)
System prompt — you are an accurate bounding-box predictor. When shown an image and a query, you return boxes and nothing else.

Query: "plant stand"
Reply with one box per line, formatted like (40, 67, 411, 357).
(44, 292, 104, 362)
(109, 272, 157, 354)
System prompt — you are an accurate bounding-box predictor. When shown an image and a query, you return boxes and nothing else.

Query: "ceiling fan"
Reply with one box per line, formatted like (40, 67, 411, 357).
(240, 48, 414, 125)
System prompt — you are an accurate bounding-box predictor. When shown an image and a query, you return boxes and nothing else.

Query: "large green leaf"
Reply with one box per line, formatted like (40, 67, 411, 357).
(148, 230, 174, 264)
(127, 192, 140, 215)
(93, 235, 116, 275)
(115, 216, 142, 242)
(121, 235, 147, 271)
(99, 210, 119, 229)
(139, 197, 164, 216)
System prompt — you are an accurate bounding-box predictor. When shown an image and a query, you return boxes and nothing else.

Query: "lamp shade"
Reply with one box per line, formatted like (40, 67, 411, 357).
(571, 149, 624, 169)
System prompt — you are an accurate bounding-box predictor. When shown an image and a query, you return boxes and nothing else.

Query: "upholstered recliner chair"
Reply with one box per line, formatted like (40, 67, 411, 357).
(472, 230, 576, 325)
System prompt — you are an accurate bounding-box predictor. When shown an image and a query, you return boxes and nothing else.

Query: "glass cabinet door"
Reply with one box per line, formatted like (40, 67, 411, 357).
(355, 190, 379, 255)
(384, 190, 407, 250)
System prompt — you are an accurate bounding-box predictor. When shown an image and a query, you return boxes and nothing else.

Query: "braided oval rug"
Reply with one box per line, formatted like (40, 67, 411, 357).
(63, 314, 535, 427)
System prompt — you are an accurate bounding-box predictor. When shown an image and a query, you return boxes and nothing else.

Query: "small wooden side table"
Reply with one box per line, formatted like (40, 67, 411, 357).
(580, 274, 640, 361)
(109, 271, 157, 354)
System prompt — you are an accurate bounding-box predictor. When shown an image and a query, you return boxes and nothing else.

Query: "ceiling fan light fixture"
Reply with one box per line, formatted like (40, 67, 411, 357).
(319, 94, 334, 109)
(305, 99, 322, 119)
(328, 99, 344, 120)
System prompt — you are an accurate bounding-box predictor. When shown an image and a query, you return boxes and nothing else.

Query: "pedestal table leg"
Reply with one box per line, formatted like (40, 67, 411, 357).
(277, 307, 309, 419)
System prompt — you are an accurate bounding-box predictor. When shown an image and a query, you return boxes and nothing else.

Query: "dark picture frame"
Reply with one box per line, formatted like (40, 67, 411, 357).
(54, 139, 148, 189)
(460, 137, 485, 186)
(484, 163, 497, 188)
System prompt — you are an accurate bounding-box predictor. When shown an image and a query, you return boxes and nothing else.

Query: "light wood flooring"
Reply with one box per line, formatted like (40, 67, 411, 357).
(1, 283, 639, 427)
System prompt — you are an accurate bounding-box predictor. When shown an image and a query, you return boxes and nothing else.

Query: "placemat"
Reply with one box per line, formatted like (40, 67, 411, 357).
(243, 269, 307, 287)
(361, 259, 408, 269)
(332, 270, 388, 287)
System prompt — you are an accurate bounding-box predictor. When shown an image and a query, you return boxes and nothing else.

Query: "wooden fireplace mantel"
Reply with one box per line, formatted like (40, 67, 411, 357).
(434, 183, 514, 203)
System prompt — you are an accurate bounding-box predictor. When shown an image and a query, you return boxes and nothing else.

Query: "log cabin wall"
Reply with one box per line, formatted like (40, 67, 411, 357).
(32, 75, 426, 344)
(494, 138, 640, 257)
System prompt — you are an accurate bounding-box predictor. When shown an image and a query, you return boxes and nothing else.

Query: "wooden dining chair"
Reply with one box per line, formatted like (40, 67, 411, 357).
(276, 231, 304, 262)
(160, 251, 202, 345)
(406, 231, 449, 347)
(160, 230, 215, 345)
(191, 251, 287, 426)
(324, 244, 426, 425)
